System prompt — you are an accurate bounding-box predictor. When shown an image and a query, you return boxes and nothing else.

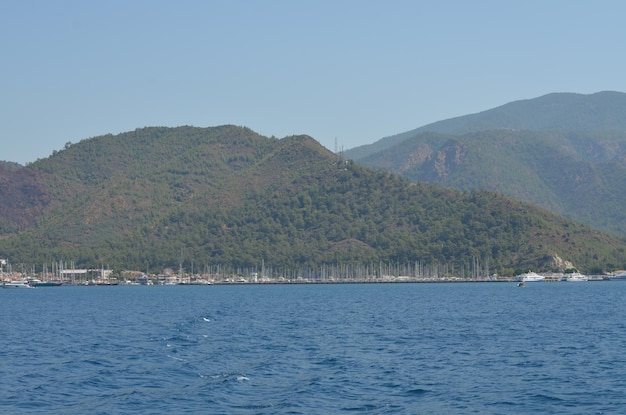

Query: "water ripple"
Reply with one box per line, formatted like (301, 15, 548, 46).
(2, 283, 626, 413)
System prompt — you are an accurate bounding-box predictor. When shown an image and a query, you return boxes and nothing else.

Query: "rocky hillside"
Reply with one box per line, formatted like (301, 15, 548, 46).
(346, 92, 626, 236)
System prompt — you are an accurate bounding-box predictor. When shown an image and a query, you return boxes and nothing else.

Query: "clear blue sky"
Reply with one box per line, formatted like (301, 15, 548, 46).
(3, 0, 626, 164)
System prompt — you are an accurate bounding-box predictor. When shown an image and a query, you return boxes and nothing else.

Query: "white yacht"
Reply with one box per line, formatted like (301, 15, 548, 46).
(1, 280, 34, 288)
(515, 271, 545, 282)
(565, 272, 588, 282)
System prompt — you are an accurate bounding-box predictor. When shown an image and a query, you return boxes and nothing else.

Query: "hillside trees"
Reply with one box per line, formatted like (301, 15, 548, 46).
(2, 126, 626, 274)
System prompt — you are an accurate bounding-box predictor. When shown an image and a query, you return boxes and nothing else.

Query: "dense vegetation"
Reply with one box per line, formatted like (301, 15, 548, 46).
(1, 126, 626, 276)
(346, 91, 626, 236)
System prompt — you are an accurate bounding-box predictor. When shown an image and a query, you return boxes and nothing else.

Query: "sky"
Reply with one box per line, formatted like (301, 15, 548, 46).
(2, 0, 626, 164)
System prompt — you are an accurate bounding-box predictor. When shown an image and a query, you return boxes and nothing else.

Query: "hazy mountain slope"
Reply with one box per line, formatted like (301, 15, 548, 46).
(348, 92, 626, 236)
(346, 91, 626, 160)
(416, 91, 626, 134)
(358, 129, 626, 235)
(1, 126, 625, 275)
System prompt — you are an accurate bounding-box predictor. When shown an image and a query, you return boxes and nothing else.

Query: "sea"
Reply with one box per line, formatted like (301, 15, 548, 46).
(1, 281, 625, 414)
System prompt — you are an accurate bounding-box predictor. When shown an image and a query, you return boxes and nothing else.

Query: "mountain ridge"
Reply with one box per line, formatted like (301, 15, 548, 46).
(346, 91, 626, 160)
(346, 91, 626, 236)
(2, 125, 625, 276)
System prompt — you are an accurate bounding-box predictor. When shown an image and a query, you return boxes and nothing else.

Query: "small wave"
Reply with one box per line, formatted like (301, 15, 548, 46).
(499, 402, 519, 408)
(204, 373, 250, 383)
(202, 317, 211, 322)
(167, 355, 184, 362)
(404, 388, 430, 396)
(341, 404, 380, 412)
(530, 393, 564, 403)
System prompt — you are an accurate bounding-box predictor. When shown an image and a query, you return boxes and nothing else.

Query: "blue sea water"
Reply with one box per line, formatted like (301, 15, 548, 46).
(1, 282, 625, 414)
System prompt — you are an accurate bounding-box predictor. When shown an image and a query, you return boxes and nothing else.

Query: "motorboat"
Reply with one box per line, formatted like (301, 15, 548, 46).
(515, 271, 545, 282)
(1, 280, 34, 288)
(565, 272, 588, 282)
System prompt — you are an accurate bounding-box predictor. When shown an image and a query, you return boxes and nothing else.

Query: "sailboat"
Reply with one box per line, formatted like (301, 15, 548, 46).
(28, 264, 63, 286)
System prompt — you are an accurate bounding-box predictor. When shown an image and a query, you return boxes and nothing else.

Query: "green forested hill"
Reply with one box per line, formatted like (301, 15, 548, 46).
(0, 163, 57, 234)
(1, 125, 625, 276)
(346, 92, 626, 237)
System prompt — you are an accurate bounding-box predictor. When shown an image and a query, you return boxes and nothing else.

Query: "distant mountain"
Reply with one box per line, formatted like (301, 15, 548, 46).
(1, 125, 625, 276)
(346, 91, 626, 160)
(346, 92, 626, 236)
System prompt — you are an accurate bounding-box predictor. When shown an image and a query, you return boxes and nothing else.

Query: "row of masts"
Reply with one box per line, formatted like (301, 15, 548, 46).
(3, 255, 492, 282)
(168, 256, 492, 281)
(0, 260, 111, 283)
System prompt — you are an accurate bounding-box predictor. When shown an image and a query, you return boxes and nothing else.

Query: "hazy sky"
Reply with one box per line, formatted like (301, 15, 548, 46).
(3, 0, 626, 164)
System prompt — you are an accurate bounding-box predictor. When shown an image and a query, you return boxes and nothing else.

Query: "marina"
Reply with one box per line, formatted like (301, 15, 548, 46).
(0, 270, 617, 287)
(0, 257, 620, 287)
